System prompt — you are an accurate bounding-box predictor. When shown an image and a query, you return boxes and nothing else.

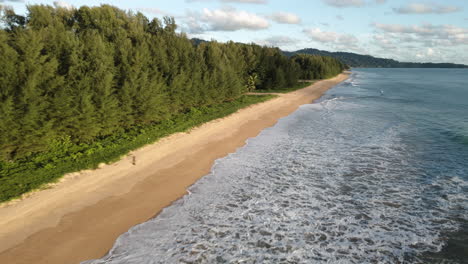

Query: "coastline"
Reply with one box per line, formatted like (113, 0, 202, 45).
(0, 72, 350, 264)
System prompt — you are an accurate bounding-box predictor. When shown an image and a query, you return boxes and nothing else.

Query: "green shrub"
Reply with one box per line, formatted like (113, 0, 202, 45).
(0, 95, 275, 202)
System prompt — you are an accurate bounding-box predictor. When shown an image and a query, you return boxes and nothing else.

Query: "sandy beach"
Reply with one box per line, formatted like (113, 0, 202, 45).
(0, 72, 349, 264)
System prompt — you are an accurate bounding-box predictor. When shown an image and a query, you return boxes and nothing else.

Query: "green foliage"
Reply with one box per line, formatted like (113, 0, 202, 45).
(252, 81, 314, 94)
(292, 54, 346, 80)
(246, 74, 258, 92)
(0, 95, 275, 202)
(0, 4, 345, 201)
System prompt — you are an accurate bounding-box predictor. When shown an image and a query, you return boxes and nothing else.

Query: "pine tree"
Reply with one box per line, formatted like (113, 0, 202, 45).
(0, 31, 19, 160)
(83, 30, 119, 136)
(0, 4, 345, 161)
(11, 28, 60, 158)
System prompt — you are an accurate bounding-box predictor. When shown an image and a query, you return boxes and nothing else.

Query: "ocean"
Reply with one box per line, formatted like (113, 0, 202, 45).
(85, 69, 468, 264)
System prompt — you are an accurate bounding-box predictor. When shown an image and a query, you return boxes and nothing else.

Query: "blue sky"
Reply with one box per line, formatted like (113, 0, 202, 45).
(2, 0, 468, 64)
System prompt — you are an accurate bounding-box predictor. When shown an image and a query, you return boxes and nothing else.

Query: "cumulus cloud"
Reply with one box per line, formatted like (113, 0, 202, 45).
(323, 0, 364, 7)
(135, 7, 166, 15)
(393, 3, 462, 14)
(372, 34, 397, 49)
(372, 22, 468, 46)
(53, 1, 72, 9)
(270, 12, 301, 24)
(184, 7, 269, 32)
(396, 46, 447, 62)
(385, 46, 449, 63)
(303, 28, 338, 42)
(369, 32, 457, 63)
(202, 8, 269, 31)
(256, 35, 297, 47)
(323, 0, 385, 8)
(373, 23, 468, 36)
(181, 10, 206, 34)
(303, 28, 358, 44)
(303, 27, 363, 52)
(416, 47, 436, 58)
(221, 0, 267, 3)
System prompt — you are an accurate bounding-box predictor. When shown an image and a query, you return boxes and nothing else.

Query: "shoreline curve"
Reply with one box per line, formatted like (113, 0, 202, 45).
(0, 72, 350, 264)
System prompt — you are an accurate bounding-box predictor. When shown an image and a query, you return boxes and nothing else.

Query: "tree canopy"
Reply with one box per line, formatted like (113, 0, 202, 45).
(0, 4, 346, 161)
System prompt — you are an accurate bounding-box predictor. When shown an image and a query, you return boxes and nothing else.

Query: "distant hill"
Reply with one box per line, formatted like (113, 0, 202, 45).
(191, 38, 209, 46)
(191, 39, 467, 68)
(285, 48, 468, 68)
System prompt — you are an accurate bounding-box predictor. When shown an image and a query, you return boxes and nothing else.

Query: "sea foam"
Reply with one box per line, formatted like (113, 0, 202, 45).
(85, 70, 468, 264)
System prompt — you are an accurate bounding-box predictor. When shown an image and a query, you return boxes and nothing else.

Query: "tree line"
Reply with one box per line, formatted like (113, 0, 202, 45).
(0, 4, 346, 162)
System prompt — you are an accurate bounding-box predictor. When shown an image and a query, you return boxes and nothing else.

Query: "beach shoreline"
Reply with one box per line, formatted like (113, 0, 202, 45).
(0, 72, 349, 264)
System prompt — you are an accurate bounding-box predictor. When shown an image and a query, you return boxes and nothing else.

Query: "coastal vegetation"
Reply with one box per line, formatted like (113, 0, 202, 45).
(0, 4, 346, 202)
(249, 81, 313, 94)
(292, 54, 346, 79)
(0, 94, 275, 202)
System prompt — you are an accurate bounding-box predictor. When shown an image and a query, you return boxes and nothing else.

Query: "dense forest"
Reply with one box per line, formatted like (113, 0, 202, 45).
(0, 5, 346, 201)
(292, 54, 345, 80)
(285, 48, 468, 68)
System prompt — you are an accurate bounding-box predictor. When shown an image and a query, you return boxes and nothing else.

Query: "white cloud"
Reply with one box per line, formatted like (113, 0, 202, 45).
(384, 46, 449, 63)
(135, 7, 166, 15)
(372, 34, 397, 49)
(221, 0, 267, 3)
(303, 28, 357, 43)
(200, 7, 269, 31)
(270, 12, 301, 24)
(184, 12, 206, 34)
(413, 47, 446, 61)
(323, 0, 386, 8)
(393, 3, 462, 14)
(369, 22, 468, 63)
(323, 0, 364, 7)
(372, 23, 468, 46)
(256, 35, 297, 47)
(336, 15, 344, 20)
(303, 28, 338, 42)
(303, 27, 363, 52)
(53, 0, 72, 9)
(182, 7, 269, 33)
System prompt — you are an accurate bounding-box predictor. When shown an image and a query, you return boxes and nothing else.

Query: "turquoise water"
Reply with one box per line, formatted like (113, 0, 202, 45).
(86, 69, 468, 263)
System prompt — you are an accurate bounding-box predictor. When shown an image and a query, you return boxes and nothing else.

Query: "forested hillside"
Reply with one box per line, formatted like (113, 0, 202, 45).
(285, 48, 468, 68)
(0, 5, 346, 201)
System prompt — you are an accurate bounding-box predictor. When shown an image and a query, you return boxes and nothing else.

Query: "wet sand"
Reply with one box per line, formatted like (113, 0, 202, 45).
(0, 73, 349, 264)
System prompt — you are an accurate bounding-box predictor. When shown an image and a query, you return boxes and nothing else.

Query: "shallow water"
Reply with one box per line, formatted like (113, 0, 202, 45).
(85, 69, 468, 264)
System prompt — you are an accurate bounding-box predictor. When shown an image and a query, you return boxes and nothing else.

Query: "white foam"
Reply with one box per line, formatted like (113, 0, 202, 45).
(83, 73, 468, 264)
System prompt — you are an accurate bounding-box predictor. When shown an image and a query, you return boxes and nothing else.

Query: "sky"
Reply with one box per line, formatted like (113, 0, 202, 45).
(2, 0, 468, 64)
